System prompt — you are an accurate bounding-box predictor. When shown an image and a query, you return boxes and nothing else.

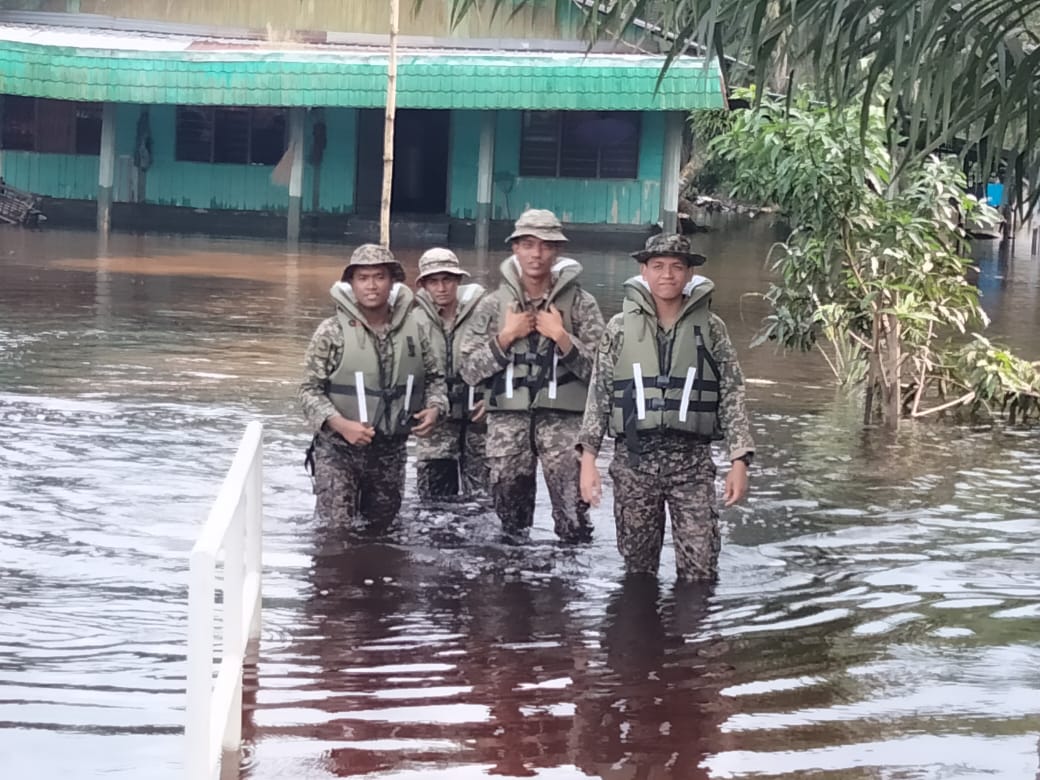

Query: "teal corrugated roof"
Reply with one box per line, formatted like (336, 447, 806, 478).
(0, 40, 724, 110)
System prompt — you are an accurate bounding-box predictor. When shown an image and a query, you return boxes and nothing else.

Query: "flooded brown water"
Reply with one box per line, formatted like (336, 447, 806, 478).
(1, 222, 1038, 779)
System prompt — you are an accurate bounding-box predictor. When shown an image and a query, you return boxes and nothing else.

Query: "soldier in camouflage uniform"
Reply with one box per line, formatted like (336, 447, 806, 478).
(298, 244, 448, 531)
(412, 247, 490, 500)
(459, 209, 605, 542)
(578, 233, 755, 581)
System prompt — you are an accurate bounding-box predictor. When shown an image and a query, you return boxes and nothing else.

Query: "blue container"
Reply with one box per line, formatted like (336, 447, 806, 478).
(985, 182, 1004, 207)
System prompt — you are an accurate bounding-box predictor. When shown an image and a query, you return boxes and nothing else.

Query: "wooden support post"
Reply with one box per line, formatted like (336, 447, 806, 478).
(380, 0, 400, 248)
(287, 108, 305, 245)
(660, 111, 683, 234)
(475, 111, 496, 248)
(97, 102, 116, 236)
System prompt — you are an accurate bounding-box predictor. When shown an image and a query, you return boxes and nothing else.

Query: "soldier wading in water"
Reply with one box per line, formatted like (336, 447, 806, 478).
(298, 244, 448, 530)
(460, 209, 605, 542)
(411, 247, 490, 500)
(578, 233, 755, 581)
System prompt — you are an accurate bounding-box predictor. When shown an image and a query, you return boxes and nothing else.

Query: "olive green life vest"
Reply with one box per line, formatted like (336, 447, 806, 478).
(608, 275, 724, 448)
(414, 283, 487, 421)
(487, 256, 588, 413)
(326, 282, 425, 437)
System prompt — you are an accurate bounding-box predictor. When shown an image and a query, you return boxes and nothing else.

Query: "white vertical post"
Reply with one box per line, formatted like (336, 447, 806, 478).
(185, 421, 264, 780)
(287, 107, 306, 245)
(186, 552, 216, 780)
(475, 111, 496, 248)
(97, 102, 117, 235)
(246, 451, 263, 640)
(222, 506, 245, 750)
(660, 111, 683, 234)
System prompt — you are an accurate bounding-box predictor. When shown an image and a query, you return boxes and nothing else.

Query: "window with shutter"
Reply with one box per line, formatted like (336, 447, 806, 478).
(519, 110, 640, 179)
(175, 106, 287, 165)
(1, 96, 102, 155)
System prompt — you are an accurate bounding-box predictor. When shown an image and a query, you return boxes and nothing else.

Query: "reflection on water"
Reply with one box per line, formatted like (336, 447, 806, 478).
(0, 224, 1038, 779)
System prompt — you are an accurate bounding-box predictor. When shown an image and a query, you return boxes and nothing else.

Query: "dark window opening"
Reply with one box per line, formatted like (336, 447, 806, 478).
(250, 109, 287, 165)
(1, 96, 101, 155)
(519, 110, 640, 179)
(75, 105, 103, 155)
(175, 106, 287, 165)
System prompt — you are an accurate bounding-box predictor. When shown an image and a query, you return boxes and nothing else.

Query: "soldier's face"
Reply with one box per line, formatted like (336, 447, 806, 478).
(351, 266, 393, 310)
(421, 272, 461, 308)
(641, 255, 693, 302)
(512, 237, 560, 281)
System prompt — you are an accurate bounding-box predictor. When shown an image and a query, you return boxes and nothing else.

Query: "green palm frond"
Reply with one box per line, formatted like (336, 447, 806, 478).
(427, 0, 1040, 212)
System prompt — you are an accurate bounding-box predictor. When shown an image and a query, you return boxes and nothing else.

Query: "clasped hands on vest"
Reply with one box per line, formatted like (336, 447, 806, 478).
(498, 303, 569, 352)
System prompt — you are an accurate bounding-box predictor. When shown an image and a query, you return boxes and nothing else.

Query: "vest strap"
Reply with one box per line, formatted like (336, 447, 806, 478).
(613, 376, 718, 465)
(611, 376, 720, 393)
(327, 382, 408, 401)
(493, 368, 579, 396)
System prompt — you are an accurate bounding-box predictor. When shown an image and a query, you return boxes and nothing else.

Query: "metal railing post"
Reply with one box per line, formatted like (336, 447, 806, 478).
(186, 550, 216, 780)
(185, 421, 264, 780)
(246, 445, 263, 640)
(222, 505, 245, 750)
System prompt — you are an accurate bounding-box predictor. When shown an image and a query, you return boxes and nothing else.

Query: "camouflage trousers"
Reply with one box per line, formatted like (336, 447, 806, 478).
(310, 430, 408, 531)
(414, 418, 489, 500)
(607, 440, 719, 581)
(486, 410, 591, 542)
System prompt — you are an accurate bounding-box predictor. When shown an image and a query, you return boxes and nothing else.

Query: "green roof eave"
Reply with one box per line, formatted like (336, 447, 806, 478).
(0, 40, 725, 111)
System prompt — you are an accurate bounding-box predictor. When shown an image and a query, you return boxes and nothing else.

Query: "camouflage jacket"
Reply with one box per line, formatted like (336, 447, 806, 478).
(298, 288, 448, 435)
(458, 256, 605, 402)
(578, 306, 755, 463)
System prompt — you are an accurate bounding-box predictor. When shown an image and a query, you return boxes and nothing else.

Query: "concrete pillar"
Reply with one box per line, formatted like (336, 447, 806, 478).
(287, 108, 306, 245)
(475, 111, 496, 248)
(97, 102, 116, 236)
(660, 111, 683, 234)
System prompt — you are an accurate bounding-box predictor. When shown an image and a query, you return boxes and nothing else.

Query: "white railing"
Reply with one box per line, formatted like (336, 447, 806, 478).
(185, 421, 264, 780)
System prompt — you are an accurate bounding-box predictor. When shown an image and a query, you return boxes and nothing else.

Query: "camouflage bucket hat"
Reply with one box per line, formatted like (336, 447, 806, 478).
(631, 232, 707, 266)
(341, 243, 406, 283)
(505, 208, 568, 243)
(416, 247, 470, 282)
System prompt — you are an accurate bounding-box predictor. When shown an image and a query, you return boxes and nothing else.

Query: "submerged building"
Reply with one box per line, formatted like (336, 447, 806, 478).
(0, 2, 725, 242)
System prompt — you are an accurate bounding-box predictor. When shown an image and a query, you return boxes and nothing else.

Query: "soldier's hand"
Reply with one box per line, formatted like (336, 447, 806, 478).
(412, 407, 439, 437)
(469, 399, 487, 423)
(330, 415, 375, 446)
(724, 460, 749, 506)
(579, 451, 602, 507)
(498, 304, 535, 350)
(535, 304, 566, 343)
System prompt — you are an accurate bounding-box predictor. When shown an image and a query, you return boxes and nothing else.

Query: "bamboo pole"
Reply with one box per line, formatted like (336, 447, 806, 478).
(380, 0, 400, 248)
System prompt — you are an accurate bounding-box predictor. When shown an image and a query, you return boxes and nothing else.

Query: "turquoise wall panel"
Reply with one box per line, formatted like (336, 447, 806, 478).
(448, 110, 481, 220)
(2, 102, 359, 213)
(0, 149, 99, 200)
(302, 107, 356, 214)
(114, 102, 137, 153)
(480, 110, 663, 227)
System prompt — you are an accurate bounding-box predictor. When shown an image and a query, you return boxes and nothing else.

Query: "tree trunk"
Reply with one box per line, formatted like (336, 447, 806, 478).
(380, 0, 400, 249)
(676, 156, 700, 198)
(884, 312, 901, 429)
